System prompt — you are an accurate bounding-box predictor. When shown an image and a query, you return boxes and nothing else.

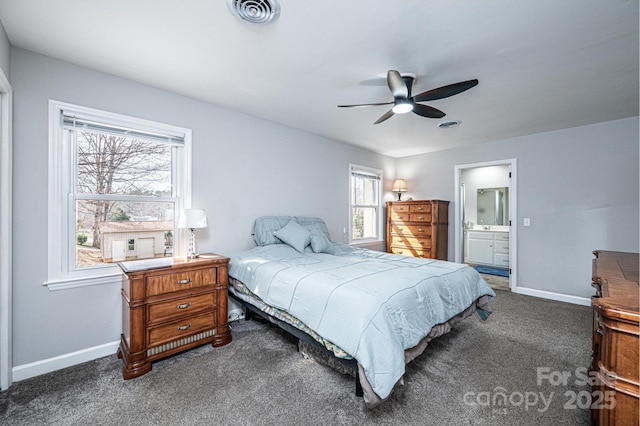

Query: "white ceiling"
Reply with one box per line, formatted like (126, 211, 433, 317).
(0, 0, 637, 157)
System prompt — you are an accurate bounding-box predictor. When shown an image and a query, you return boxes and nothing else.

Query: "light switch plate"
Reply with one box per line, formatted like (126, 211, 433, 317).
(524, 218, 531, 227)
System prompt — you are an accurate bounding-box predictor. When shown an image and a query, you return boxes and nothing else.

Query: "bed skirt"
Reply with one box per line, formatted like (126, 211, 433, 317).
(228, 278, 492, 407)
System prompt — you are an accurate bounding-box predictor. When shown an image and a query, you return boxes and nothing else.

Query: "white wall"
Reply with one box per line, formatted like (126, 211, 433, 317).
(9, 44, 639, 377)
(0, 21, 10, 79)
(397, 117, 639, 299)
(10, 47, 394, 369)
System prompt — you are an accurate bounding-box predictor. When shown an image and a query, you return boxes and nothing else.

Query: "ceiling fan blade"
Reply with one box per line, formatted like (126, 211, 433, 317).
(387, 70, 408, 98)
(413, 79, 479, 102)
(413, 103, 446, 119)
(337, 101, 393, 108)
(374, 109, 395, 124)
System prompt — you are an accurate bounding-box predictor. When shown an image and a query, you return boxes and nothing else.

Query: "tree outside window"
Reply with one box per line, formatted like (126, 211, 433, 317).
(73, 130, 176, 267)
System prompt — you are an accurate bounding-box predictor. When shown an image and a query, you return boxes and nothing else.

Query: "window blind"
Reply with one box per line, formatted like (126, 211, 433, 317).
(62, 114, 185, 147)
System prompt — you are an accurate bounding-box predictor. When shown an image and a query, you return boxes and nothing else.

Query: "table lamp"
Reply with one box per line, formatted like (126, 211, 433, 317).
(392, 179, 408, 201)
(178, 209, 208, 259)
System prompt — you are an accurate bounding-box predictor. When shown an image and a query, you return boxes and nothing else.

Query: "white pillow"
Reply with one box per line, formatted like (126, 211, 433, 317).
(274, 219, 311, 253)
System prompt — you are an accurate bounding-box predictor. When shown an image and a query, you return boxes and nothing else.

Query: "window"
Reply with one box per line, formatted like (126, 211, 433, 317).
(47, 101, 192, 289)
(349, 164, 382, 243)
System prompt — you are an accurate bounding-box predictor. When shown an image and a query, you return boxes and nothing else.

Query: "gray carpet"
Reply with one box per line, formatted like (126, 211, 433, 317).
(1, 290, 593, 425)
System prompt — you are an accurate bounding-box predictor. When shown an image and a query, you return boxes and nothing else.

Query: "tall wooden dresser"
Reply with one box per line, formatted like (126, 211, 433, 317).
(590, 250, 639, 425)
(386, 200, 449, 260)
(117, 255, 232, 379)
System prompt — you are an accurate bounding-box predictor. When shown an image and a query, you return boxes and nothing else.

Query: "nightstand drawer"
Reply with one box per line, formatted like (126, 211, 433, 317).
(148, 293, 215, 325)
(390, 224, 431, 237)
(146, 268, 216, 296)
(148, 311, 216, 347)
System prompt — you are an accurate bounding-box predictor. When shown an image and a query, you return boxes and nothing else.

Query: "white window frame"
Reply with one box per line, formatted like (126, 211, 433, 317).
(349, 163, 383, 245)
(45, 101, 192, 290)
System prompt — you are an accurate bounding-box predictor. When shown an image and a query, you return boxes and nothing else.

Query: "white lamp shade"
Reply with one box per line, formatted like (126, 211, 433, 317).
(178, 209, 208, 229)
(392, 179, 408, 192)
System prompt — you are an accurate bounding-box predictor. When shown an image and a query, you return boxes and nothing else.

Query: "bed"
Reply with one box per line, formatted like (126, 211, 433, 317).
(228, 216, 495, 407)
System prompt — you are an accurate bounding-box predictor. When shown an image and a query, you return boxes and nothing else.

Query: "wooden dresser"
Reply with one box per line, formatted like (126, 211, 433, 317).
(385, 200, 449, 260)
(117, 255, 231, 379)
(590, 250, 639, 425)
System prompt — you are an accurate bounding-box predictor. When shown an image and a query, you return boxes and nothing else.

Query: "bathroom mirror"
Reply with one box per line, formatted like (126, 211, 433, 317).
(477, 187, 509, 226)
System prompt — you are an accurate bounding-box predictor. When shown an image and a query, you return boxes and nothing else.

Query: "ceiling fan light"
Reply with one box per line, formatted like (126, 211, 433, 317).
(392, 102, 413, 114)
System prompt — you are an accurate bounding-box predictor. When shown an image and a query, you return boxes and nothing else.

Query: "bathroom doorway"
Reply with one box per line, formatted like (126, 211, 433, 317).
(454, 159, 517, 291)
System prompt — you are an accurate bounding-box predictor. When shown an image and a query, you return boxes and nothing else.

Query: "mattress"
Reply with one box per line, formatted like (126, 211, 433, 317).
(229, 241, 495, 405)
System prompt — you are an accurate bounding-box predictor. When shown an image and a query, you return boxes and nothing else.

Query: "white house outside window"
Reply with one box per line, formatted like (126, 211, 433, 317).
(349, 164, 382, 243)
(47, 101, 192, 289)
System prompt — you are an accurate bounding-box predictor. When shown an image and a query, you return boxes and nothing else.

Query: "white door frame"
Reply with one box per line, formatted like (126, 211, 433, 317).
(0, 69, 12, 390)
(454, 158, 517, 291)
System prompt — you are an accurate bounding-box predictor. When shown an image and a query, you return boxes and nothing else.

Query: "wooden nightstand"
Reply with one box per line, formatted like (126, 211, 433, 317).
(117, 254, 231, 379)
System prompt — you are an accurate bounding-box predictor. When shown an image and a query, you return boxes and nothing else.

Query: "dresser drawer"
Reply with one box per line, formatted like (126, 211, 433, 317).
(594, 312, 640, 384)
(390, 212, 410, 222)
(390, 223, 431, 238)
(390, 246, 431, 258)
(391, 204, 410, 213)
(390, 237, 431, 249)
(409, 204, 431, 214)
(146, 268, 216, 296)
(148, 311, 216, 347)
(148, 293, 215, 325)
(410, 213, 432, 222)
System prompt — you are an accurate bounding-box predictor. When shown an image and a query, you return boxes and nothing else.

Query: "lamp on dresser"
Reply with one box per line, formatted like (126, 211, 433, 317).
(392, 179, 408, 201)
(178, 208, 207, 259)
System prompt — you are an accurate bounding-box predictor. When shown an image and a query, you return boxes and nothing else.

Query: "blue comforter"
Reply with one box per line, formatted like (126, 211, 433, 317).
(229, 243, 495, 400)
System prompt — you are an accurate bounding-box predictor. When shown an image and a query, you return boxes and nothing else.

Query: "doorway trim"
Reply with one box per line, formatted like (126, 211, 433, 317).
(0, 69, 12, 390)
(454, 158, 517, 291)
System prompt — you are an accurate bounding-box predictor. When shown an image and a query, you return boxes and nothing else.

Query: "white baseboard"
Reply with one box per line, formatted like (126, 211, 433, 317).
(12, 340, 119, 382)
(512, 286, 591, 306)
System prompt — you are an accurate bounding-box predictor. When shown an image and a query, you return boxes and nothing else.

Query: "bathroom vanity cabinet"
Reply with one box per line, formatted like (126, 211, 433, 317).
(467, 230, 509, 268)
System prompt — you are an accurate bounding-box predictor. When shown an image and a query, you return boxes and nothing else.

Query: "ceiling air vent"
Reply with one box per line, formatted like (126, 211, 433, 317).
(438, 120, 461, 129)
(228, 0, 280, 25)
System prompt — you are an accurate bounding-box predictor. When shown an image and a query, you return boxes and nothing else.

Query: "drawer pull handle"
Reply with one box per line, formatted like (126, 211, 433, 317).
(594, 314, 604, 335)
(177, 303, 192, 309)
(418, 228, 425, 232)
(178, 324, 192, 331)
(397, 216, 404, 219)
(417, 207, 423, 210)
(177, 278, 192, 285)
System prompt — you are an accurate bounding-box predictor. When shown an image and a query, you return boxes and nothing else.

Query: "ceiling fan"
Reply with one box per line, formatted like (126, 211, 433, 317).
(338, 70, 478, 124)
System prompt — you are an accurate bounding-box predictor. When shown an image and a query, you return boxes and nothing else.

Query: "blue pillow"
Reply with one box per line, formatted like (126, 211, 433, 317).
(310, 234, 332, 254)
(274, 219, 311, 253)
